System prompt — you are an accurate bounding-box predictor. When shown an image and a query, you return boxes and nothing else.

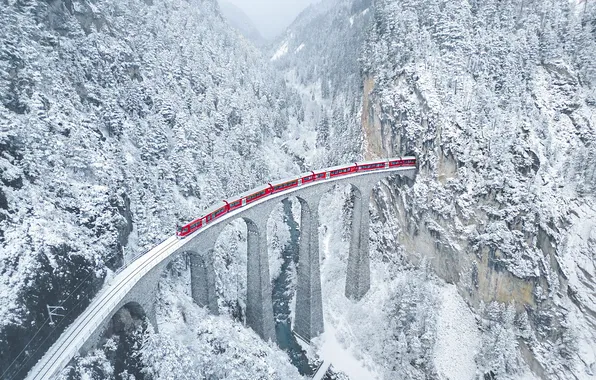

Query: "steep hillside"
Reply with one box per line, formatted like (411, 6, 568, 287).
(218, 1, 267, 46)
(361, 0, 596, 378)
(270, 0, 372, 167)
(0, 0, 302, 378)
(270, 0, 596, 378)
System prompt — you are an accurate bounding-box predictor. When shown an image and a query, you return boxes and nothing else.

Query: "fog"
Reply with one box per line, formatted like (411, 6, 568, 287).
(221, 0, 321, 40)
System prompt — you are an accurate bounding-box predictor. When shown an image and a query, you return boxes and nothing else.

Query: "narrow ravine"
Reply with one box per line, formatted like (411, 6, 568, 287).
(271, 199, 317, 376)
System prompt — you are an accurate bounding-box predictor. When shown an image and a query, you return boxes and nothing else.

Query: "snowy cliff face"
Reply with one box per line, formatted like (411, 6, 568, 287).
(361, 0, 596, 378)
(0, 0, 302, 377)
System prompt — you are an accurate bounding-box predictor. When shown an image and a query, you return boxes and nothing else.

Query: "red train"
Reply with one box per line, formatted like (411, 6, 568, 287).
(176, 157, 416, 238)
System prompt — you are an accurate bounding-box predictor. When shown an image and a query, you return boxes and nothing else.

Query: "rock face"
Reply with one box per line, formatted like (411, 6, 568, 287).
(362, 0, 596, 377)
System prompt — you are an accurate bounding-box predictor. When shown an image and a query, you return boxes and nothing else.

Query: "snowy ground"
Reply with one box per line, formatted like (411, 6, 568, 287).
(433, 284, 481, 380)
(315, 323, 381, 380)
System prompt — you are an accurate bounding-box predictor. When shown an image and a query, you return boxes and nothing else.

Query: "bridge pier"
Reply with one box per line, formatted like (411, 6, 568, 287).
(345, 184, 372, 301)
(246, 219, 276, 342)
(145, 301, 159, 333)
(294, 195, 324, 342)
(190, 250, 219, 315)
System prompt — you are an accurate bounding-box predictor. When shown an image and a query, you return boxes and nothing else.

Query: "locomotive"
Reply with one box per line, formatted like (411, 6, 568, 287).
(175, 156, 416, 238)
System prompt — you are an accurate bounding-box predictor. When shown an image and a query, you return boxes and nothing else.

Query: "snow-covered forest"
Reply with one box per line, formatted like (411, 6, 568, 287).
(360, 0, 596, 378)
(0, 0, 303, 378)
(1, 0, 595, 379)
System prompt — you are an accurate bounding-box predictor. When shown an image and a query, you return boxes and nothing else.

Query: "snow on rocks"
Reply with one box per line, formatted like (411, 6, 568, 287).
(433, 284, 481, 380)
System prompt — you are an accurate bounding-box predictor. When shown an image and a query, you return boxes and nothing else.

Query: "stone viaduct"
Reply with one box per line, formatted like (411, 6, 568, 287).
(25, 164, 416, 380)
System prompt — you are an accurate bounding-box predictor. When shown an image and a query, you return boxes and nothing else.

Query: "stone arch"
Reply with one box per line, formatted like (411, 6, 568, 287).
(108, 302, 148, 337)
(345, 172, 413, 300)
(264, 195, 310, 280)
(212, 219, 248, 318)
(209, 215, 275, 341)
(263, 195, 322, 346)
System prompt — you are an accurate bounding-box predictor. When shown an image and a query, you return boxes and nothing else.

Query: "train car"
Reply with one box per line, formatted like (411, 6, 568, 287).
(270, 178, 299, 194)
(402, 156, 417, 166)
(176, 217, 203, 238)
(328, 163, 358, 178)
(203, 203, 228, 224)
(356, 159, 388, 172)
(388, 156, 417, 168)
(224, 198, 244, 212)
(314, 170, 328, 180)
(300, 171, 317, 185)
(242, 183, 274, 205)
(388, 158, 404, 167)
(176, 200, 230, 238)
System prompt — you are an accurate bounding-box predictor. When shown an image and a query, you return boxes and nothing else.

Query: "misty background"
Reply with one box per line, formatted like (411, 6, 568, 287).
(219, 0, 320, 40)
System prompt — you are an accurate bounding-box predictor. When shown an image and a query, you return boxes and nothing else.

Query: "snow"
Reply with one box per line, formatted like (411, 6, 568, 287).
(295, 43, 305, 53)
(315, 324, 380, 380)
(349, 16, 354, 26)
(271, 40, 289, 61)
(433, 284, 481, 380)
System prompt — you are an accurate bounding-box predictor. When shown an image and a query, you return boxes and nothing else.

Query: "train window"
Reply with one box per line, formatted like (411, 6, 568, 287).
(276, 181, 297, 190)
(214, 208, 225, 217)
(248, 190, 265, 201)
(183, 227, 189, 233)
(231, 200, 241, 207)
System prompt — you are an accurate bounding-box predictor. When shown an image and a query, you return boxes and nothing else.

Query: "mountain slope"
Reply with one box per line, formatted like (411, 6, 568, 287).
(361, 0, 596, 377)
(218, 1, 266, 46)
(270, 0, 372, 168)
(0, 0, 302, 378)
(271, 0, 596, 378)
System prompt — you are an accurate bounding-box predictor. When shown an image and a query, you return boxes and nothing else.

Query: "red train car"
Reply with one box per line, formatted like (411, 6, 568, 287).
(300, 171, 317, 185)
(329, 163, 358, 178)
(389, 156, 416, 168)
(356, 160, 388, 171)
(271, 179, 299, 194)
(244, 184, 274, 205)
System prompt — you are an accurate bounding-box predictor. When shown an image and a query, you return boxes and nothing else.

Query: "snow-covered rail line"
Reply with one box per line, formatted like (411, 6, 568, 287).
(26, 237, 183, 380)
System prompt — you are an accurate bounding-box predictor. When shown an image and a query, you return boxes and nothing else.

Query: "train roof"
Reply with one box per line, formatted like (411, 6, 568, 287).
(235, 182, 272, 199)
(193, 156, 417, 223)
